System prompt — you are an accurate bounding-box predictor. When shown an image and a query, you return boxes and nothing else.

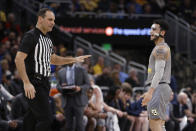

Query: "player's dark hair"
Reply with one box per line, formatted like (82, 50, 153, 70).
(37, 8, 52, 18)
(153, 19, 169, 32)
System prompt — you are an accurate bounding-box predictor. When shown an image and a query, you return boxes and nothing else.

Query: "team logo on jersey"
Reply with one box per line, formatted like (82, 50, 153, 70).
(151, 109, 158, 116)
(148, 68, 152, 73)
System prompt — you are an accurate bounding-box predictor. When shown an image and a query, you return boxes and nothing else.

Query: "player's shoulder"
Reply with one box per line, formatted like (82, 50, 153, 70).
(153, 43, 170, 60)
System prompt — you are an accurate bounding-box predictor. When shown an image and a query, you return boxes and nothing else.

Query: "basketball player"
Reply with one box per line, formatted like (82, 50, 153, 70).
(142, 19, 172, 131)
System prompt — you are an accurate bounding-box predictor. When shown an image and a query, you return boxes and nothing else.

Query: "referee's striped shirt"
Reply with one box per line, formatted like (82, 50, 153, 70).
(18, 28, 54, 77)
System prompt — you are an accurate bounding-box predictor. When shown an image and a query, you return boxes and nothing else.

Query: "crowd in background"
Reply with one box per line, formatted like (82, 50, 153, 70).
(0, 1, 196, 131)
(38, 0, 196, 29)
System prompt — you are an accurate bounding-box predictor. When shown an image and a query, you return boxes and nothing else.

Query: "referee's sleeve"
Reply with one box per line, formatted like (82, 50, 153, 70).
(18, 33, 34, 54)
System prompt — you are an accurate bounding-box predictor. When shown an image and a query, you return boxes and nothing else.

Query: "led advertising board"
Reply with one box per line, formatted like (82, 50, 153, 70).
(56, 17, 154, 47)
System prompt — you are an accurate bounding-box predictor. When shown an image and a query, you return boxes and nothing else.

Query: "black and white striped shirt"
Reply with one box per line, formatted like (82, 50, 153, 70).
(18, 28, 54, 77)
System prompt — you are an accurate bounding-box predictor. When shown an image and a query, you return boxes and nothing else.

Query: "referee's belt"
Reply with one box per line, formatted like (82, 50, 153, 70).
(145, 82, 169, 87)
(34, 73, 48, 80)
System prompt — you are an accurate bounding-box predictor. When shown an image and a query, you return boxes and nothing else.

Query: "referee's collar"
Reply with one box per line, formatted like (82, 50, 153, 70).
(35, 27, 48, 36)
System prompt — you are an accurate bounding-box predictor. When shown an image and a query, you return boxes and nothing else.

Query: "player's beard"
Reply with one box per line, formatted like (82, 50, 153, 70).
(151, 35, 159, 42)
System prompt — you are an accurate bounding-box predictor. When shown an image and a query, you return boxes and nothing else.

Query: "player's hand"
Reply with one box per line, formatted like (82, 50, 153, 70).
(141, 92, 152, 106)
(75, 55, 91, 63)
(24, 82, 36, 99)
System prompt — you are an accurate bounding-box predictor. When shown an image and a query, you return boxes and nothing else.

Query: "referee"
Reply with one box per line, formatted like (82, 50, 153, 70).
(15, 8, 90, 131)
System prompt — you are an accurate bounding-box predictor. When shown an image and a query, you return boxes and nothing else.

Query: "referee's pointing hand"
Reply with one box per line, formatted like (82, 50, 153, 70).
(75, 55, 91, 63)
(24, 82, 36, 99)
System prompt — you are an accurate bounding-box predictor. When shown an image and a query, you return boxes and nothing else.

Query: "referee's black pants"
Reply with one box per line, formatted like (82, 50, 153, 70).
(23, 76, 53, 131)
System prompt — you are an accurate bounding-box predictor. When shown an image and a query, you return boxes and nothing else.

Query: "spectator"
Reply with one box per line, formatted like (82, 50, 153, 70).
(97, 0, 110, 12)
(148, 0, 163, 14)
(51, 94, 66, 131)
(84, 87, 107, 131)
(126, 0, 143, 14)
(1, 31, 17, 45)
(0, 21, 6, 41)
(136, 0, 148, 6)
(95, 66, 114, 87)
(111, 70, 121, 87)
(93, 56, 104, 76)
(90, 77, 125, 131)
(165, 92, 175, 131)
(5, 13, 21, 35)
(0, 92, 22, 131)
(108, 2, 119, 13)
(125, 69, 140, 87)
(172, 92, 196, 131)
(113, 63, 128, 83)
(10, 93, 28, 130)
(165, 0, 180, 14)
(0, 44, 7, 61)
(0, 10, 6, 22)
(76, 48, 84, 57)
(143, 3, 152, 14)
(71, 0, 84, 12)
(179, 0, 193, 22)
(80, 0, 99, 12)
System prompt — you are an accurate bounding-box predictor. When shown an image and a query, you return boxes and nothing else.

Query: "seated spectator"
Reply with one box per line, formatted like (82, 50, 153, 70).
(125, 69, 140, 88)
(10, 93, 28, 129)
(108, 2, 119, 14)
(5, 13, 21, 35)
(0, 84, 13, 101)
(109, 83, 136, 131)
(0, 10, 6, 23)
(165, 92, 175, 131)
(119, 85, 148, 131)
(143, 3, 152, 14)
(84, 87, 107, 131)
(0, 44, 7, 61)
(165, 0, 180, 14)
(126, 0, 143, 14)
(113, 63, 128, 83)
(179, 0, 194, 23)
(1, 31, 17, 46)
(111, 70, 121, 87)
(172, 92, 196, 131)
(97, 0, 110, 12)
(136, 0, 148, 6)
(148, 0, 163, 14)
(93, 56, 104, 76)
(71, 0, 85, 12)
(90, 78, 126, 131)
(0, 92, 22, 131)
(79, 0, 99, 12)
(0, 22, 6, 41)
(52, 94, 66, 131)
(95, 66, 114, 88)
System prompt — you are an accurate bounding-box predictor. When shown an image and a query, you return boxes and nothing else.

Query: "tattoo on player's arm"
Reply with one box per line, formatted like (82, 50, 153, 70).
(153, 46, 170, 60)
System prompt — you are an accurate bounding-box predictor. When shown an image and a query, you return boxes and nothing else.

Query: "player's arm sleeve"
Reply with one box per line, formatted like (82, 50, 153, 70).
(150, 59, 165, 89)
(18, 33, 34, 54)
(150, 46, 170, 89)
